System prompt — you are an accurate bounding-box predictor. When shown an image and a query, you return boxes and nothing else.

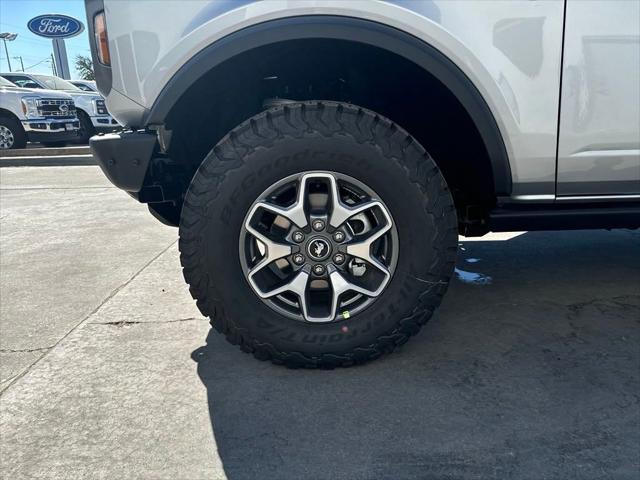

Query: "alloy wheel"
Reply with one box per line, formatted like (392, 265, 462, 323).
(0, 125, 15, 149)
(239, 171, 398, 323)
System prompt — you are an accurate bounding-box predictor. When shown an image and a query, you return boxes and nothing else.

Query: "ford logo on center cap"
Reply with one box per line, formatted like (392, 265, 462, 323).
(27, 14, 84, 39)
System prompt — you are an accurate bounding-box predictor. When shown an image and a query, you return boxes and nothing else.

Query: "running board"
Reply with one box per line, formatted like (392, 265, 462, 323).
(489, 204, 640, 232)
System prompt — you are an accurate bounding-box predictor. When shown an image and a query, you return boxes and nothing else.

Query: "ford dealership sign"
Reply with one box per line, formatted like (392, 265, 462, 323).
(27, 14, 84, 39)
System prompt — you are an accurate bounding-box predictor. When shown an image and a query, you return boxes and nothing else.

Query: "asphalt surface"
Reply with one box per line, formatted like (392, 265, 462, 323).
(1, 166, 639, 479)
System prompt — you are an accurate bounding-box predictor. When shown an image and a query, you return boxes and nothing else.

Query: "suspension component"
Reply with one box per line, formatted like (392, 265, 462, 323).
(349, 258, 367, 277)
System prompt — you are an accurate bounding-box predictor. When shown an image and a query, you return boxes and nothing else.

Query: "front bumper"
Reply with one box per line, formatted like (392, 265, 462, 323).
(89, 131, 156, 192)
(22, 119, 81, 143)
(90, 115, 120, 133)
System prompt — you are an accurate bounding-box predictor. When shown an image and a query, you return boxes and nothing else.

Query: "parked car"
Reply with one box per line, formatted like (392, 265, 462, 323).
(86, 0, 640, 367)
(1, 73, 118, 142)
(69, 80, 98, 92)
(0, 76, 80, 149)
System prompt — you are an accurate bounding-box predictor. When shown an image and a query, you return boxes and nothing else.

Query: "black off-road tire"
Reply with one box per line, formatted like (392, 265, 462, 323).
(0, 116, 27, 149)
(179, 101, 457, 368)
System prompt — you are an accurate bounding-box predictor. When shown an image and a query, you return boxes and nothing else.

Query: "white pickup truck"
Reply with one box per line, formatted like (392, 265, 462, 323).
(0, 76, 80, 149)
(1, 73, 118, 143)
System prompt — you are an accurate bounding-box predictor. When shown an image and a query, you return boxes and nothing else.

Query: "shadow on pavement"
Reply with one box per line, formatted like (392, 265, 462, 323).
(191, 230, 640, 480)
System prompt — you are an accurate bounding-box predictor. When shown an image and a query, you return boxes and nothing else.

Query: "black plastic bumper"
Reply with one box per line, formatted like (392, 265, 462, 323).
(95, 125, 120, 135)
(89, 131, 156, 192)
(27, 130, 80, 143)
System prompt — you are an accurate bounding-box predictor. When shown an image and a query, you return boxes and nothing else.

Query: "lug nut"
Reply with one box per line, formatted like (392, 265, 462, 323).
(292, 254, 305, 265)
(333, 253, 346, 265)
(312, 219, 325, 231)
(292, 231, 305, 243)
(313, 264, 326, 276)
(333, 231, 345, 243)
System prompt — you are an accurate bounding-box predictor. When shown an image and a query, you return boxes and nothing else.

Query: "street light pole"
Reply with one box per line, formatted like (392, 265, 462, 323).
(1, 39, 11, 72)
(0, 32, 18, 72)
(50, 54, 57, 76)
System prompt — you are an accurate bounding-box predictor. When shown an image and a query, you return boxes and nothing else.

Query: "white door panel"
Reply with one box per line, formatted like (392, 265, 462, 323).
(557, 0, 640, 196)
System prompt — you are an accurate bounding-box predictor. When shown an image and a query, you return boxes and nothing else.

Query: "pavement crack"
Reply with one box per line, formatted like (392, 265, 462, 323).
(409, 275, 448, 285)
(0, 346, 53, 353)
(91, 317, 204, 327)
(0, 239, 178, 397)
(566, 295, 640, 320)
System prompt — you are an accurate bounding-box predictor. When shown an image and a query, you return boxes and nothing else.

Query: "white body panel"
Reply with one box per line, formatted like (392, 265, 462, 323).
(557, 0, 640, 196)
(102, 0, 565, 196)
(70, 80, 98, 92)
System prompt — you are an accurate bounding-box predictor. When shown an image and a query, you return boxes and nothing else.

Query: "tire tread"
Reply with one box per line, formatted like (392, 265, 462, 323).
(179, 101, 457, 368)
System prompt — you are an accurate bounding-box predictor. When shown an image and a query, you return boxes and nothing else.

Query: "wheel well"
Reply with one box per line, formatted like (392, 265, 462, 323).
(75, 108, 90, 121)
(0, 108, 22, 124)
(160, 38, 504, 228)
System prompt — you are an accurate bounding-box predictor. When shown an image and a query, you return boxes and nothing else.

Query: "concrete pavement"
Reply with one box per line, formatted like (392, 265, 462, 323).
(0, 146, 94, 167)
(1, 166, 639, 479)
(0, 145, 90, 158)
(0, 167, 175, 390)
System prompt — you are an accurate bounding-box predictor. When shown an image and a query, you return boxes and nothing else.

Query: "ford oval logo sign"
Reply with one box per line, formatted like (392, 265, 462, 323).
(27, 15, 84, 39)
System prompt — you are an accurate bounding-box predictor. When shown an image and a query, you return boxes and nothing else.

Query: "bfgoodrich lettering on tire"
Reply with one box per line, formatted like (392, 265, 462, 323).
(179, 101, 457, 367)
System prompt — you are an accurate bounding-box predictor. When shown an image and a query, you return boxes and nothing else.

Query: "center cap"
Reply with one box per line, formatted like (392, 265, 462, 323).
(306, 237, 332, 261)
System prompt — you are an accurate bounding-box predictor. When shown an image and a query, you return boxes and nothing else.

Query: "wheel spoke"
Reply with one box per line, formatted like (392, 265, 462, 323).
(251, 200, 307, 230)
(324, 173, 384, 229)
(305, 267, 386, 322)
(245, 223, 292, 279)
(345, 228, 391, 274)
(240, 170, 398, 323)
(255, 269, 309, 300)
(251, 269, 327, 323)
(331, 268, 374, 309)
(345, 202, 393, 278)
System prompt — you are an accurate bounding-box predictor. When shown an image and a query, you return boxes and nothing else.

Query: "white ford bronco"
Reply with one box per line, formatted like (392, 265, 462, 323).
(0, 76, 80, 149)
(85, 0, 639, 367)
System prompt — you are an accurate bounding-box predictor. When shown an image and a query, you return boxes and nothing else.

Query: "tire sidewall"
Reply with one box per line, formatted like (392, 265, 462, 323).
(186, 132, 455, 357)
(0, 117, 26, 149)
(77, 110, 95, 143)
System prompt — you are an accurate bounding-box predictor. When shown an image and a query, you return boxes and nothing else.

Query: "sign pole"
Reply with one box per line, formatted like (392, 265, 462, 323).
(52, 38, 71, 79)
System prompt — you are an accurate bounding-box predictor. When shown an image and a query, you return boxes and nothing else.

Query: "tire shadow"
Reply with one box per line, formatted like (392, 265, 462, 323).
(191, 229, 640, 480)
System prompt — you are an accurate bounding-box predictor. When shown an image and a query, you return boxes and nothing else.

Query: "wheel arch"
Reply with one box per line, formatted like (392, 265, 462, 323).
(75, 107, 91, 119)
(145, 16, 512, 197)
(0, 108, 23, 124)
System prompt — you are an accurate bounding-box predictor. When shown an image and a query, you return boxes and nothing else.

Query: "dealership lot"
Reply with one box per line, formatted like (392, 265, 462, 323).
(1, 166, 639, 479)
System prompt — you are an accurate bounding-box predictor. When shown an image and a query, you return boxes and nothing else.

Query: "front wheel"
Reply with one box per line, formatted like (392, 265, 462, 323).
(76, 110, 95, 144)
(179, 101, 457, 367)
(0, 116, 27, 149)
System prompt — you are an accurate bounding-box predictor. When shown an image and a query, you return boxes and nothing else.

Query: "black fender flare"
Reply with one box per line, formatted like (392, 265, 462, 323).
(145, 15, 512, 195)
